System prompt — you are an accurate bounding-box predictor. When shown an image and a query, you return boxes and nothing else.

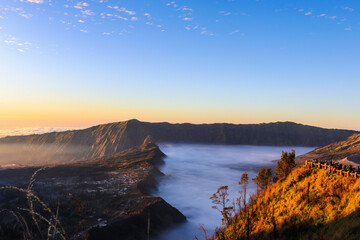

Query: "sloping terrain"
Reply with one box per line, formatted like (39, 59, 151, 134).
(218, 165, 360, 240)
(296, 133, 360, 163)
(217, 134, 360, 240)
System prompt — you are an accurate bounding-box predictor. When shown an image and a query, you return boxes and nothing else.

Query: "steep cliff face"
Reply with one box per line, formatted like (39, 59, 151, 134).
(296, 133, 360, 163)
(0, 120, 357, 165)
(0, 121, 151, 165)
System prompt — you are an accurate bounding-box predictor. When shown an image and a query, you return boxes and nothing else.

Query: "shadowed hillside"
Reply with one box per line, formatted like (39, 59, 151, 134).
(0, 120, 357, 166)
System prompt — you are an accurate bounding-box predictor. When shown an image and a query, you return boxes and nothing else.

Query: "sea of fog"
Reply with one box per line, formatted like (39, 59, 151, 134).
(153, 144, 315, 240)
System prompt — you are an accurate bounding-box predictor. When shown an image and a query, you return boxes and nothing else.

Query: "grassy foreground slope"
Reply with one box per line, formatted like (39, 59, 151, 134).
(219, 165, 360, 240)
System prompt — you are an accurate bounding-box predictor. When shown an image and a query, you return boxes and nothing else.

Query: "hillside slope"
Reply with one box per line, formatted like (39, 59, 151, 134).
(296, 133, 360, 163)
(218, 165, 360, 240)
(0, 120, 357, 164)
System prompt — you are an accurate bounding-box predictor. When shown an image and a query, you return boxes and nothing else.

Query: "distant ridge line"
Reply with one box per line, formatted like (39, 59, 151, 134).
(1, 119, 358, 147)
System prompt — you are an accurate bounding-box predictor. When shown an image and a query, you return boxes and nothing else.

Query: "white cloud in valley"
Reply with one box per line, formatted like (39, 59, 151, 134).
(0, 127, 74, 139)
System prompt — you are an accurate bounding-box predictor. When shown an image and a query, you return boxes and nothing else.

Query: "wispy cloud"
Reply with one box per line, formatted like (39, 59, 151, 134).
(81, 9, 94, 16)
(166, 1, 178, 7)
(219, 11, 231, 16)
(342, 6, 354, 12)
(165, 1, 214, 36)
(230, 30, 245, 36)
(19, 13, 33, 18)
(23, 0, 44, 4)
(3, 35, 32, 52)
(108, 6, 136, 15)
(74, 2, 89, 10)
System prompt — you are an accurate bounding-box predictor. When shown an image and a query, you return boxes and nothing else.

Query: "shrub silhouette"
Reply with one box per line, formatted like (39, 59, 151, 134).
(210, 186, 234, 225)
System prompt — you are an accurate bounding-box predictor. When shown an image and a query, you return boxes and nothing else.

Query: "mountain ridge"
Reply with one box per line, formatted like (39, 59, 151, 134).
(0, 119, 358, 165)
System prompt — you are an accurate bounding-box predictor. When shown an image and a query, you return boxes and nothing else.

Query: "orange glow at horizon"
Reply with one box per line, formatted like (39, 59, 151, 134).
(1, 104, 359, 131)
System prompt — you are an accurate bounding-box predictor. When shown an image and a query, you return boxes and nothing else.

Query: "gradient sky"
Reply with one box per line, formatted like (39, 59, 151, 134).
(0, 0, 359, 133)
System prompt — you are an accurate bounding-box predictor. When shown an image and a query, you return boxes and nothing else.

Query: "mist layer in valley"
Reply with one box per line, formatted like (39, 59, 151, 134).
(0, 144, 88, 168)
(153, 144, 315, 240)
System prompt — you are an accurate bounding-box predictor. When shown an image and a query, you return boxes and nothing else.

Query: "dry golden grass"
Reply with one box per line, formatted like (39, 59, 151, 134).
(219, 165, 360, 240)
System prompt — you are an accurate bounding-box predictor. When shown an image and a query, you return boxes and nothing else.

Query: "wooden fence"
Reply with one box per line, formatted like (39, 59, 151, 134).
(305, 160, 360, 179)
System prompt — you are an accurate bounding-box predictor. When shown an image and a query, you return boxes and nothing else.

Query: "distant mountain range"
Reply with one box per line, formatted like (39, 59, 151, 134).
(0, 119, 357, 163)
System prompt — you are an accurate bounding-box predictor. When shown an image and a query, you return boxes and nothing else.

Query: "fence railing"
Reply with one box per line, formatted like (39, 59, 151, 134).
(305, 160, 360, 179)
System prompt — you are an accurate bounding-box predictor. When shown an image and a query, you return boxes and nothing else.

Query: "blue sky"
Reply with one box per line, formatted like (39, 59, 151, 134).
(0, 0, 359, 131)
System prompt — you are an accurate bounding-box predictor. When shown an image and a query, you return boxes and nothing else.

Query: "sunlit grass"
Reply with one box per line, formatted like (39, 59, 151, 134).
(218, 165, 360, 239)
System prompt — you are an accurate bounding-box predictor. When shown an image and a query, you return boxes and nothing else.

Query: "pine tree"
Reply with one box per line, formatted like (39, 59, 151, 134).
(275, 149, 296, 179)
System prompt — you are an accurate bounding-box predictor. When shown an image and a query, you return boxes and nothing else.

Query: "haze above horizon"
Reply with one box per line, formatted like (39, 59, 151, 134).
(0, 0, 359, 131)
